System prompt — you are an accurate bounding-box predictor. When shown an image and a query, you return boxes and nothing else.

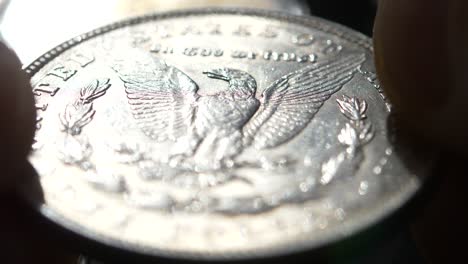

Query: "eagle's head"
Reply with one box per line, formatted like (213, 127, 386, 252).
(203, 68, 257, 99)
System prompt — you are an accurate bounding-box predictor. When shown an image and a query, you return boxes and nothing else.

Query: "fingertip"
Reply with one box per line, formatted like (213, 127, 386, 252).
(373, 0, 468, 153)
(0, 42, 36, 189)
(374, 0, 449, 111)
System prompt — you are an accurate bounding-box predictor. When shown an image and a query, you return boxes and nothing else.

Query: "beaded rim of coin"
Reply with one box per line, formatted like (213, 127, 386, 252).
(22, 8, 425, 261)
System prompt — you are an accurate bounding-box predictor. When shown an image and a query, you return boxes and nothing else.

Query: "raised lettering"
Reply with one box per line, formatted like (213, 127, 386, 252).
(292, 34, 315, 46)
(35, 116, 43, 129)
(181, 26, 201, 35)
(47, 65, 76, 81)
(35, 103, 48, 111)
(207, 24, 222, 35)
(199, 48, 211, 57)
(33, 83, 60, 96)
(233, 25, 251, 37)
(183, 47, 199, 56)
(231, 50, 248, 59)
(69, 53, 95, 67)
(259, 26, 278, 38)
(213, 49, 224, 57)
(156, 25, 172, 38)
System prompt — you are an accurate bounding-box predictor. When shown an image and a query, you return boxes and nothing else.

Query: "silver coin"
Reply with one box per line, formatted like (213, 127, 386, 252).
(24, 8, 426, 260)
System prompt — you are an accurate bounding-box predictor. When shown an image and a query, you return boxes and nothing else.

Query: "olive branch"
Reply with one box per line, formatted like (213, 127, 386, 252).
(336, 95, 373, 154)
(59, 79, 111, 136)
(320, 95, 374, 185)
(57, 78, 125, 193)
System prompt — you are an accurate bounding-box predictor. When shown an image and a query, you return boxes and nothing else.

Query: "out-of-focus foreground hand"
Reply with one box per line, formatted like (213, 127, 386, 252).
(0, 42, 77, 263)
(374, 0, 468, 263)
(374, 0, 468, 152)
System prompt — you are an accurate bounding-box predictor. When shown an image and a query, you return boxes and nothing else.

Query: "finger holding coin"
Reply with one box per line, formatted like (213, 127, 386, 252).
(0, 42, 77, 264)
(374, 0, 468, 154)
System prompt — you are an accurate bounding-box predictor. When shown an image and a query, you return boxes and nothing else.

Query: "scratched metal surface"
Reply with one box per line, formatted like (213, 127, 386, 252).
(22, 8, 427, 261)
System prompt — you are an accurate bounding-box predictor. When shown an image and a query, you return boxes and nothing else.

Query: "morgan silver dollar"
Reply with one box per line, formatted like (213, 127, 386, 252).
(25, 8, 425, 260)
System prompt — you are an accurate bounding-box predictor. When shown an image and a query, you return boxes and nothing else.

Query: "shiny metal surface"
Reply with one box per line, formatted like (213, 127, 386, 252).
(25, 9, 425, 260)
(0, 0, 307, 64)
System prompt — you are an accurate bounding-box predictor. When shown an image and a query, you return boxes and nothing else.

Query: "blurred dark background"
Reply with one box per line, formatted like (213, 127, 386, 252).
(306, 0, 377, 36)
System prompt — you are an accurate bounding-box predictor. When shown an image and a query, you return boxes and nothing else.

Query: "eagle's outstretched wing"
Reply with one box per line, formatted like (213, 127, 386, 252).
(243, 53, 366, 149)
(111, 50, 199, 141)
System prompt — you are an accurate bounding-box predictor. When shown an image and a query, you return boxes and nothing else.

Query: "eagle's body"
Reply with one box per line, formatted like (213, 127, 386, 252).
(195, 93, 260, 138)
(185, 71, 261, 169)
(112, 50, 365, 172)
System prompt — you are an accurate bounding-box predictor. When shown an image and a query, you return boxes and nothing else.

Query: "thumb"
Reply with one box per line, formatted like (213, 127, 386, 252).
(373, 0, 468, 154)
(374, 1, 468, 262)
(0, 42, 36, 190)
(0, 43, 78, 264)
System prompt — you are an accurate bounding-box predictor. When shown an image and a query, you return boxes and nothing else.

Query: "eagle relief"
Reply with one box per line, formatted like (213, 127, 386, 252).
(59, 49, 370, 213)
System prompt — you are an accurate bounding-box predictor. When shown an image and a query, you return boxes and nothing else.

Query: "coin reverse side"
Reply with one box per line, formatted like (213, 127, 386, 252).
(26, 9, 424, 260)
